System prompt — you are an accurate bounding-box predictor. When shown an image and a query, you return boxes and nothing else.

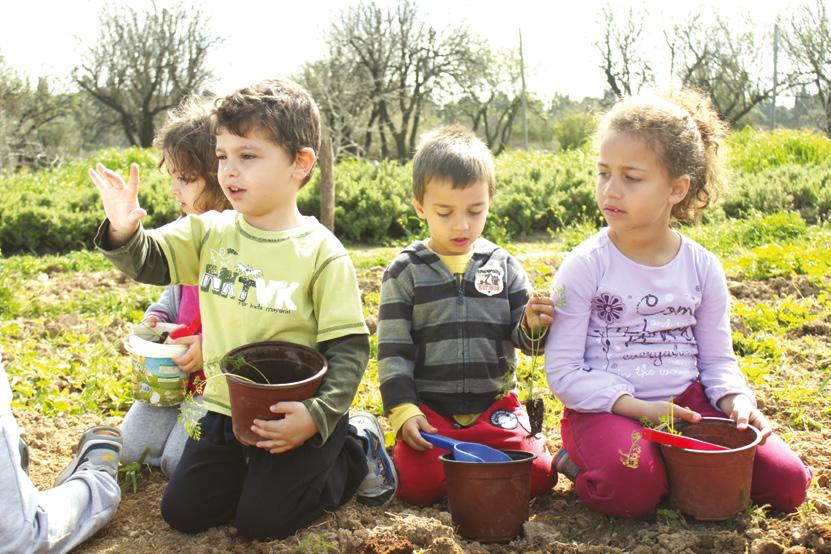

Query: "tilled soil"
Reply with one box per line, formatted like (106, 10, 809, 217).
(15, 406, 831, 554)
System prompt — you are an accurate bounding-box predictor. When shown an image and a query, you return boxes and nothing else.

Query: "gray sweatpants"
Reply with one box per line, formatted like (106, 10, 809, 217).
(121, 397, 205, 478)
(0, 363, 121, 554)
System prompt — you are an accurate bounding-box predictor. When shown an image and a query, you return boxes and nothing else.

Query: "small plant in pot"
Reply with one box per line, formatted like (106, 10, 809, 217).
(179, 341, 327, 446)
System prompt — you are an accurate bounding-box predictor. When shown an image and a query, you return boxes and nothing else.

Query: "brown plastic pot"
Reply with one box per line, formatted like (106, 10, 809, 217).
(220, 341, 327, 446)
(440, 450, 536, 542)
(658, 416, 762, 520)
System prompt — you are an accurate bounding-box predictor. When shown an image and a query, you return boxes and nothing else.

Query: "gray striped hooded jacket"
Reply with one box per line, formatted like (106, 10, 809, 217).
(377, 238, 537, 416)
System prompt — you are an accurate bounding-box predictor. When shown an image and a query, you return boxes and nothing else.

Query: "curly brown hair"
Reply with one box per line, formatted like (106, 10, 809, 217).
(212, 79, 321, 187)
(154, 98, 231, 214)
(596, 88, 727, 222)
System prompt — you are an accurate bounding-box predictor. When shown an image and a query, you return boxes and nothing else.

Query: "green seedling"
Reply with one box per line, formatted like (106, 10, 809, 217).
(118, 447, 151, 493)
(656, 507, 688, 528)
(178, 354, 272, 441)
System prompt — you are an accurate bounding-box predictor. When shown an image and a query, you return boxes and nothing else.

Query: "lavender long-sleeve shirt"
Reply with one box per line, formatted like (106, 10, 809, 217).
(544, 229, 755, 413)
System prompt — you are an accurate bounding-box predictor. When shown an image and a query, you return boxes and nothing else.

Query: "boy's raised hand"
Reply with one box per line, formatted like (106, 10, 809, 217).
(399, 415, 438, 451)
(89, 162, 147, 246)
(251, 401, 319, 454)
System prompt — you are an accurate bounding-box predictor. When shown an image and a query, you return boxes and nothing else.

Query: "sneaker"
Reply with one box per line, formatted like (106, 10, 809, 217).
(18, 438, 30, 475)
(350, 411, 398, 507)
(54, 425, 123, 486)
(555, 447, 580, 482)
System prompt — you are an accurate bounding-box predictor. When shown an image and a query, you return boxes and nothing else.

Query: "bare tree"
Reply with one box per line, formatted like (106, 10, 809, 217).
(597, 4, 654, 98)
(783, 0, 831, 134)
(666, 13, 778, 126)
(299, 48, 374, 159)
(73, 3, 220, 147)
(450, 49, 523, 155)
(0, 57, 74, 170)
(328, 0, 480, 161)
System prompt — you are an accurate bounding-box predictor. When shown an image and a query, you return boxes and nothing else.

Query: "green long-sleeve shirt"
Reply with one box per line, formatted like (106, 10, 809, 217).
(95, 213, 369, 446)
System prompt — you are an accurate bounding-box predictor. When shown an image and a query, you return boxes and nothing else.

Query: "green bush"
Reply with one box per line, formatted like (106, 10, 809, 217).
(726, 127, 831, 173)
(721, 163, 831, 224)
(1, 128, 830, 254)
(0, 147, 178, 254)
(552, 112, 597, 151)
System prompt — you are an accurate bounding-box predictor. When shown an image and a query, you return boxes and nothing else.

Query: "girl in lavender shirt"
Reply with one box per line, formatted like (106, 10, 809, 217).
(544, 89, 811, 518)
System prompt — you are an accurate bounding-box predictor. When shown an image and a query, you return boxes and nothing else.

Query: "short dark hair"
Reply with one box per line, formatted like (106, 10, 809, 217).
(412, 126, 495, 202)
(212, 79, 321, 185)
(154, 98, 231, 213)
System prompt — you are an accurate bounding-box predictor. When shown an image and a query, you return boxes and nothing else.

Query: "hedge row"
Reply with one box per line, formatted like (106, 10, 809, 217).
(1, 130, 829, 254)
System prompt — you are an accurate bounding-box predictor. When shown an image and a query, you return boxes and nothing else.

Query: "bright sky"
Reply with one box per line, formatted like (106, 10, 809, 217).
(0, 0, 792, 101)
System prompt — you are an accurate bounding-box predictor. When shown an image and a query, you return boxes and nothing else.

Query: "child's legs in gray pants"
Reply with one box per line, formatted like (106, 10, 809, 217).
(0, 411, 121, 554)
(122, 398, 205, 478)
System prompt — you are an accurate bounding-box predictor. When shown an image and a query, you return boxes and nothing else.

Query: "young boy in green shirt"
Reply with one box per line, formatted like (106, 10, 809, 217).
(91, 79, 395, 539)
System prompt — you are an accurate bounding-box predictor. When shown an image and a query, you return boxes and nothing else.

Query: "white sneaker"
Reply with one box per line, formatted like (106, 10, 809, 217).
(350, 411, 398, 507)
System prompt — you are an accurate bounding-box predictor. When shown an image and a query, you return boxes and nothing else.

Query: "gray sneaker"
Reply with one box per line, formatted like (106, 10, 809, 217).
(350, 411, 398, 507)
(54, 425, 123, 486)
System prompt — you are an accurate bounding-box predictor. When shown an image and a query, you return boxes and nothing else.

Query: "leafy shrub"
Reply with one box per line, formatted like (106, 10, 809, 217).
(722, 164, 831, 223)
(552, 112, 597, 151)
(0, 147, 178, 254)
(2, 128, 830, 253)
(726, 128, 831, 173)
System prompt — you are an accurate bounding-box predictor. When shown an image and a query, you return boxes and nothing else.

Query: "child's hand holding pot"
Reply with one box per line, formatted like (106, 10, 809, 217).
(170, 335, 203, 373)
(718, 393, 771, 442)
(251, 402, 318, 454)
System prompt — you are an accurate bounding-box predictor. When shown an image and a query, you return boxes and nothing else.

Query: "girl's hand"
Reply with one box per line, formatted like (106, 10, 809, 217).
(613, 396, 702, 425)
(399, 415, 438, 451)
(523, 293, 555, 330)
(88, 162, 147, 246)
(251, 402, 318, 454)
(171, 335, 203, 373)
(141, 315, 160, 328)
(718, 393, 772, 443)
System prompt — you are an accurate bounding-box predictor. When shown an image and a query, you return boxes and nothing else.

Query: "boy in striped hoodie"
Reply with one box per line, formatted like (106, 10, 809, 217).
(378, 126, 558, 506)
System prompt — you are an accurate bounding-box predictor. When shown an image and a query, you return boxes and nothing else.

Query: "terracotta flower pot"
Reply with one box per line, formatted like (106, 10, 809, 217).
(220, 341, 327, 446)
(658, 417, 762, 520)
(440, 450, 536, 542)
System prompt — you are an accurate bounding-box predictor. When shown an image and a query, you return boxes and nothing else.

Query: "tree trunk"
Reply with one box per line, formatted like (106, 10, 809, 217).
(319, 137, 335, 232)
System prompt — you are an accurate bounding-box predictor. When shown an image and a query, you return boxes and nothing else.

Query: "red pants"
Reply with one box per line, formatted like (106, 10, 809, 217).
(393, 392, 557, 506)
(561, 382, 813, 517)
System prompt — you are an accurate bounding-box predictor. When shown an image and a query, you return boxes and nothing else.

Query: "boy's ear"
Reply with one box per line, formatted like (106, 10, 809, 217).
(669, 175, 691, 206)
(412, 197, 427, 219)
(292, 147, 317, 180)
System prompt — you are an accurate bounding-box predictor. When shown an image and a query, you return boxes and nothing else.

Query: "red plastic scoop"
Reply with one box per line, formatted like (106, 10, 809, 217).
(169, 313, 202, 340)
(642, 427, 729, 451)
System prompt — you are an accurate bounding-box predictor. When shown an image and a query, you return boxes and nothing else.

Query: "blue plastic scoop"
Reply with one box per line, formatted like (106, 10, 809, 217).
(420, 432, 511, 463)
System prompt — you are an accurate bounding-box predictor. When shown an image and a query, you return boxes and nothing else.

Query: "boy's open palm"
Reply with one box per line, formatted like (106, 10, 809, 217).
(89, 163, 147, 244)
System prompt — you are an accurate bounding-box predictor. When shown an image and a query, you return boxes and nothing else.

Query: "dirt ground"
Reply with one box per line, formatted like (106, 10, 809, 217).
(15, 405, 831, 554)
(9, 266, 831, 553)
